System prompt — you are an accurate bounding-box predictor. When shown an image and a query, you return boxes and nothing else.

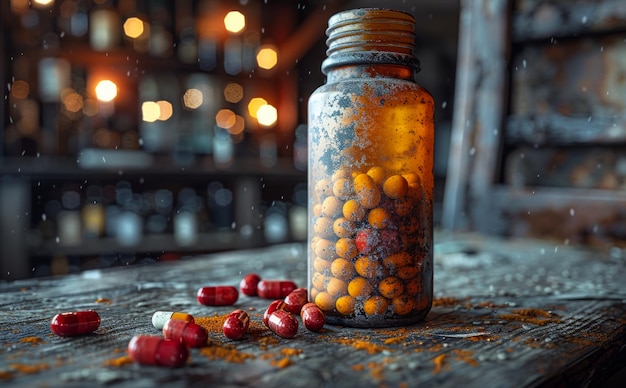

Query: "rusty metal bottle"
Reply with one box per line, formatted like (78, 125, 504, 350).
(307, 8, 434, 327)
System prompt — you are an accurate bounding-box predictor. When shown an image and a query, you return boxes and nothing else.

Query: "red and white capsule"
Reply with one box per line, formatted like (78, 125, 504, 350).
(152, 311, 194, 330)
(257, 280, 297, 299)
(163, 319, 208, 348)
(263, 299, 287, 327)
(283, 287, 308, 314)
(222, 309, 250, 340)
(301, 302, 325, 332)
(127, 335, 189, 368)
(50, 310, 101, 337)
(267, 309, 298, 339)
(239, 273, 262, 296)
(197, 286, 239, 306)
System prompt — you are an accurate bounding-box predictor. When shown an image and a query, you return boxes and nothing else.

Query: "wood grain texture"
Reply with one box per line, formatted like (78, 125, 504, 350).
(1, 233, 625, 387)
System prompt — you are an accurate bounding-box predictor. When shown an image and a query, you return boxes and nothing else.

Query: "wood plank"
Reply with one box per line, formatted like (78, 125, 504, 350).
(1, 234, 625, 386)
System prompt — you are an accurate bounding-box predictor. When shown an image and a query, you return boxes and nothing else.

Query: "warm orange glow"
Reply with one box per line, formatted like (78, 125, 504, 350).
(223, 83, 243, 103)
(256, 46, 278, 70)
(63, 91, 84, 113)
(257, 104, 278, 127)
(183, 88, 203, 109)
(33, 0, 54, 7)
(216, 109, 236, 129)
(10, 80, 30, 99)
(156, 100, 173, 121)
(247, 97, 267, 118)
(142, 101, 160, 122)
(123, 17, 144, 38)
(224, 11, 245, 34)
(227, 115, 245, 135)
(95, 80, 117, 102)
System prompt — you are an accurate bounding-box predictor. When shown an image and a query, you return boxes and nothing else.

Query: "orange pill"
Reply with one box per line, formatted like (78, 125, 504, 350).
(383, 175, 409, 199)
(367, 207, 391, 229)
(392, 295, 415, 315)
(314, 216, 336, 239)
(315, 291, 337, 312)
(311, 272, 329, 291)
(333, 217, 356, 238)
(363, 295, 389, 316)
(335, 238, 358, 259)
(382, 252, 413, 270)
(326, 277, 348, 297)
(314, 238, 337, 261)
(378, 276, 404, 299)
(396, 265, 420, 280)
(333, 178, 354, 199)
(343, 199, 366, 222)
(321, 196, 344, 218)
(353, 173, 381, 209)
(330, 257, 356, 280)
(402, 172, 421, 186)
(313, 256, 332, 273)
(313, 203, 323, 217)
(354, 256, 385, 279)
(314, 178, 333, 201)
(332, 168, 353, 181)
(335, 295, 356, 315)
(347, 277, 373, 299)
(366, 166, 386, 186)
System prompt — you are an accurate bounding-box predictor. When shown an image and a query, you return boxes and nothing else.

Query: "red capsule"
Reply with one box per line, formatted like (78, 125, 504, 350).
(50, 310, 101, 337)
(239, 273, 262, 296)
(223, 309, 250, 340)
(127, 335, 189, 368)
(163, 319, 208, 348)
(283, 287, 308, 314)
(197, 286, 239, 306)
(268, 309, 298, 339)
(257, 280, 297, 299)
(301, 302, 325, 332)
(263, 299, 287, 326)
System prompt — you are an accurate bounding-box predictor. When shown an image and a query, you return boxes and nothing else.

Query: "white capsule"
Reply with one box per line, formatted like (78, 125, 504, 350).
(151, 311, 194, 330)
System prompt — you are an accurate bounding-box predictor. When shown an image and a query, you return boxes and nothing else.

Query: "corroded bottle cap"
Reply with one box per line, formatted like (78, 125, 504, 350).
(322, 8, 420, 74)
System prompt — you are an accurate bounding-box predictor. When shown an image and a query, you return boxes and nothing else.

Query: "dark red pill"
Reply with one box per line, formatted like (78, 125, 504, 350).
(127, 335, 189, 368)
(223, 309, 250, 340)
(239, 273, 262, 296)
(50, 310, 101, 337)
(163, 319, 208, 348)
(197, 286, 239, 306)
(268, 309, 298, 339)
(301, 302, 325, 332)
(257, 280, 297, 299)
(283, 288, 308, 314)
(263, 299, 287, 327)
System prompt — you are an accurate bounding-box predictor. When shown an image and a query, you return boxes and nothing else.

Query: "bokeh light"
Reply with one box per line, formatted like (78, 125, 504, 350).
(123, 17, 144, 39)
(10, 80, 30, 99)
(257, 104, 278, 127)
(142, 101, 160, 122)
(156, 100, 173, 121)
(95, 79, 117, 102)
(215, 109, 236, 129)
(256, 45, 278, 70)
(247, 97, 267, 118)
(223, 82, 244, 103)
(183, 88, 203, 109)
(224, 10, 245, 34)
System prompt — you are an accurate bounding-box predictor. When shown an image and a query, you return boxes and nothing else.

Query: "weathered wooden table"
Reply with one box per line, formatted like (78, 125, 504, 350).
(1, 232, 625, 387)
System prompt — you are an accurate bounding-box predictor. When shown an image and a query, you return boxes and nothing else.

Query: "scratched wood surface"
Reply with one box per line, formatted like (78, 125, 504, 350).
(1, 232, 625, 387)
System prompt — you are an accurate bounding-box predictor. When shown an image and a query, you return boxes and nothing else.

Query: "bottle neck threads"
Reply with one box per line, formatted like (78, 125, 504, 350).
(322, 8, 420, 74)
